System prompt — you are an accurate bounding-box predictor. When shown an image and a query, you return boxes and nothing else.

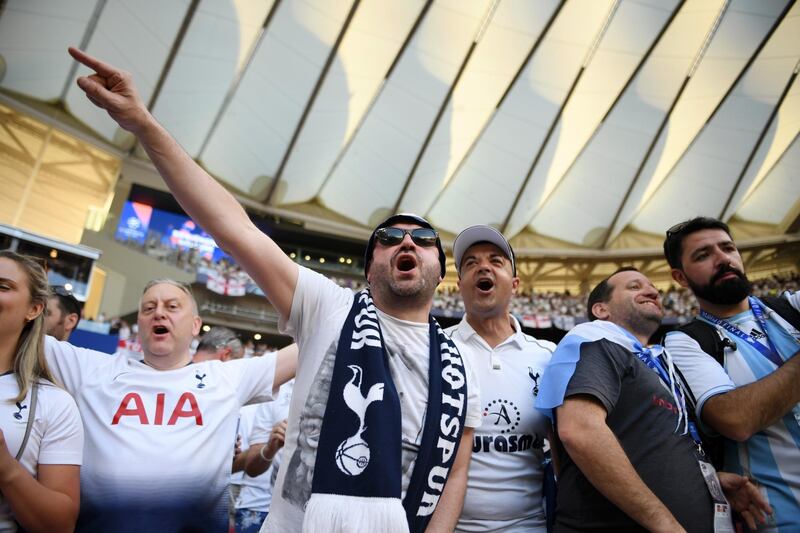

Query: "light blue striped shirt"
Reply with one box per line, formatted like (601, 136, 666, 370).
(666, 294, 800, 532)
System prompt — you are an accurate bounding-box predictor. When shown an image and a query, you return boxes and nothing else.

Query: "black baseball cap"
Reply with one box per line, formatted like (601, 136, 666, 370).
(364, 213, 446, 279)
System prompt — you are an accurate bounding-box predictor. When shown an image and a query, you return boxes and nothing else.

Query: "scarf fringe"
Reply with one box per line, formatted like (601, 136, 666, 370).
(302, 494, 409, 533)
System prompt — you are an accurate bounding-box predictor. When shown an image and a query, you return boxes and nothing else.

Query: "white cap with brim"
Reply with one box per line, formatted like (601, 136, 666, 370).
(453, 225, 516, 276)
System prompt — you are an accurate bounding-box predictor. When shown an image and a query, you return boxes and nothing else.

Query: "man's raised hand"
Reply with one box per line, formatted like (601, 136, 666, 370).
(68, 47, 151, 134)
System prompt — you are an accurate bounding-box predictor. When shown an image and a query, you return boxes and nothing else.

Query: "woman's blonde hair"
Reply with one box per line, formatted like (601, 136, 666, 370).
(0, 251, 56, 401)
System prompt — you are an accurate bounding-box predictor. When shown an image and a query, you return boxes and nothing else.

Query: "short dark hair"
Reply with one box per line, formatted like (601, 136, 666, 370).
(587, 267, 640, 321)
(50, 286, 82, 325)
(663, 217, 732, 269)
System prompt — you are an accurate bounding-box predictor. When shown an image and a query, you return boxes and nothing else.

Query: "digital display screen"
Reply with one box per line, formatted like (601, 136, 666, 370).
(115, 201, 227, 262)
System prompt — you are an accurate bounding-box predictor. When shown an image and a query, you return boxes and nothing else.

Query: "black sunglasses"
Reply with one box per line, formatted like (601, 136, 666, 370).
(374, 227, 439, 247)
(51, 285, 73, 297)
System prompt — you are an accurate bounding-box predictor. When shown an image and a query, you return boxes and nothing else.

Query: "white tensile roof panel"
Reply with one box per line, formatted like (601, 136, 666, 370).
(608, 0, 791, 240)
(632, 2, 800, 233)
(427, 0, 617, 235)
(738, 134, 800, 224)
(0, 0, 97, 100)
(507, 0, 679, 237)
(526, 0, 681, 245)
(63, 0, 190, 143)
(395, 0, 561, 217)
(151, 0, 275, 157)
(527, 0, 725, 246)
(200, 0, 355, 195)
(319, 0, 492, 226)
(1, 1, 797, 249)
(723, 59, 800, 220)
(275, 0, 426, 205)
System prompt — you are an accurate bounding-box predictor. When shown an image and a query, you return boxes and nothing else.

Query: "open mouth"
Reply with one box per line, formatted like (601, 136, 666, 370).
(476, 278, 494, 292)
(396, 254, 418, 272)
(152, 325, 170, 335)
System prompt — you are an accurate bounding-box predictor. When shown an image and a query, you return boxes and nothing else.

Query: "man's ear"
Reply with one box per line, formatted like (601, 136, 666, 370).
(192, 317, 202, 337)
(591, 302, 610, 321)
(64, 312, 79, 332)
(511, 277, 520, 295)
(671, 268, 689, 288)
(220, 347, 232, 362)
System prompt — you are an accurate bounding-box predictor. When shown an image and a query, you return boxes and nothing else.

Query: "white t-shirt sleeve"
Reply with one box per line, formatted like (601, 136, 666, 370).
(665, 330, 735, 418)
(249, 402, 279, 445)
(37, 385, 84, 466)
(225, 353, 277, 406)
(280, 266, 352, 352)
(44, 335, 110, 394)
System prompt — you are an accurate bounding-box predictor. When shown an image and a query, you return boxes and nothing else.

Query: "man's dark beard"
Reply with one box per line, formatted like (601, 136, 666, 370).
(688, 265, 751, 305)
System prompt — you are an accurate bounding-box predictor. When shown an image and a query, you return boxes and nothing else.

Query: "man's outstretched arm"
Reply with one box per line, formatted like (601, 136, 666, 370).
(68, 47, 298, 318)
(557, 395, 685, 533)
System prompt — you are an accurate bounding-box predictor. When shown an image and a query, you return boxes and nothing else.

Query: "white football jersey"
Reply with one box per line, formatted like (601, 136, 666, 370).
(0, 374, 83, 531)
(44, 336, 276, 533)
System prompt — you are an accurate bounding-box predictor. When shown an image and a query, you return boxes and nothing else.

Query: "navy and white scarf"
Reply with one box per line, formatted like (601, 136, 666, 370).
(303, 289, 468, 533)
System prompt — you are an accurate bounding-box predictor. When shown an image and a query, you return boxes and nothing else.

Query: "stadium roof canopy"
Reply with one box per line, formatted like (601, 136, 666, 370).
(1, 0, 799, 253)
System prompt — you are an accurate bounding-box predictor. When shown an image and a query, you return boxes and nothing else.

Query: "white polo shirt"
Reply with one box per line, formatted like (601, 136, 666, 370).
(448, 316, 554, 533)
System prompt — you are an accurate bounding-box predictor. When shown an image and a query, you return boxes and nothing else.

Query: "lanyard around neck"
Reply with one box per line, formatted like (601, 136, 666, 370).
(700, 296, 783, 368)
(635, 346, 701, 445)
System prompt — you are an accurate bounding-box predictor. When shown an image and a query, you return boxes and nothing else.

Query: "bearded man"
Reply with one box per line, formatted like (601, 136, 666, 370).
(664, 216, 800, 532)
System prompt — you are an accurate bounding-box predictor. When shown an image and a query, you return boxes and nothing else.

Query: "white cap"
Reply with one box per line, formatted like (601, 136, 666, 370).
(453, 225, 515, 276)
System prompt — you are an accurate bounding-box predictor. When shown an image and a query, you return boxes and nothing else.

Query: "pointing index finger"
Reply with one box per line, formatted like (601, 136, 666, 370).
(68, 47, 117, 78)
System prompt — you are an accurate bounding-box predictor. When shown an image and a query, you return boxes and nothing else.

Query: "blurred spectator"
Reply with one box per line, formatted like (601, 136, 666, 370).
(193, 327, 244, 363)
(45, 285, 82, 341)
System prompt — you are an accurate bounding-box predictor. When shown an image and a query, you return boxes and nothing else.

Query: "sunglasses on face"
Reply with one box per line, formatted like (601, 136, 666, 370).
(373, 227, 439, 247)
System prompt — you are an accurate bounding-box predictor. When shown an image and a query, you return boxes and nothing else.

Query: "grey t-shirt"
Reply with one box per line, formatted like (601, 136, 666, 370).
(555, 338, 714, 532)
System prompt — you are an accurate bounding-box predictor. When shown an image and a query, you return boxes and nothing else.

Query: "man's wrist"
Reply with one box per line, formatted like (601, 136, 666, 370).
(0, 459, 22, 487)
(258, 445, 274, 463)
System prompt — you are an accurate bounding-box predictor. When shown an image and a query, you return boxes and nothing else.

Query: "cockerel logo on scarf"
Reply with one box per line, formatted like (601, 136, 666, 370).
(335, 364, 384, 476)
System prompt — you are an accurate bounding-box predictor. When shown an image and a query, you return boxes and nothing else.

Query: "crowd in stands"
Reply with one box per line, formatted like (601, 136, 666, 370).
(114, 235, 800, 327)
(111, 238, 800, 330)
(436, 271, 800, 325)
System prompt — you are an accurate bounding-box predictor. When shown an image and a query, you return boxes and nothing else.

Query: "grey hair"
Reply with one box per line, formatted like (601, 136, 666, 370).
(140, 278, 198, 315)
(196, 326, 243, 357)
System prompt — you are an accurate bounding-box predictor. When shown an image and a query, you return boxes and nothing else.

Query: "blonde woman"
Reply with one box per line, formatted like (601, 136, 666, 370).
(0, 251, 83, 532)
